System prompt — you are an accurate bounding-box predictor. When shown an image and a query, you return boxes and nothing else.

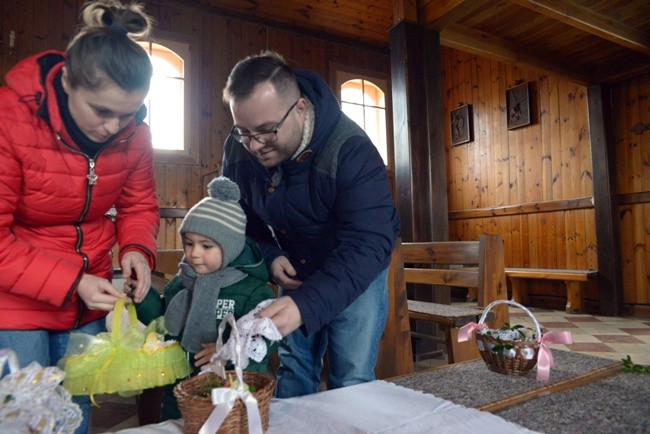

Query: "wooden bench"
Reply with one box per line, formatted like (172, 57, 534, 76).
(401, 234, 510, 364)
(505, 268, 598, 314)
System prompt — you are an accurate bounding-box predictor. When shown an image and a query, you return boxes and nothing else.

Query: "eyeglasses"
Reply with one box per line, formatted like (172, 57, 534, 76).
(230, 100, 299, 146)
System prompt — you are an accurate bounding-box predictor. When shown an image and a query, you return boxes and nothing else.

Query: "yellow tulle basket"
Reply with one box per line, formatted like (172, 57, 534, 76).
(59, 298, 191, 404)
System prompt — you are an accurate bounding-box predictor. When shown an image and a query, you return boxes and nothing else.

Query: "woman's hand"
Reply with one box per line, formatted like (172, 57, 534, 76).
(76, 274, 124, 311)
(120, 251, 152, 303)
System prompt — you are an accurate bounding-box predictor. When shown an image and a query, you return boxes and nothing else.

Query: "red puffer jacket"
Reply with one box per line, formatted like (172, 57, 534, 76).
(0, 51, 160, 330)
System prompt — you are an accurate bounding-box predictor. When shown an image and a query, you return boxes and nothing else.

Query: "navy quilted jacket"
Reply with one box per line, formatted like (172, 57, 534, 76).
(222, 70, 399, 335)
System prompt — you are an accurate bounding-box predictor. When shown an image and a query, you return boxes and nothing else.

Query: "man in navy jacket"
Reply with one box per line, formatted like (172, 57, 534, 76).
(222, 50, 400, 398)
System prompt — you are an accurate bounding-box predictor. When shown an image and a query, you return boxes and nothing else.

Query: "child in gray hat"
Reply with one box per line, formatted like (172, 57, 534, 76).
(137, 176, 277, 420)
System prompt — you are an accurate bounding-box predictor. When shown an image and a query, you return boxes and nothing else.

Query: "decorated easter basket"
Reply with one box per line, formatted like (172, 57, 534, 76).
(0, 348, 82, 434)
(174, 370, 274, 434)
(475, 300, 543, 376)
(173, 313, 276, 434)
(59, 298, 191, 403)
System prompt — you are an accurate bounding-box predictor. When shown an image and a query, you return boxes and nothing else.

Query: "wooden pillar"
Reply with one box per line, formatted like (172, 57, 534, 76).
(389, 21, 448, 244)
(587, 84, 624, 316)
(390, 20, 449, 360)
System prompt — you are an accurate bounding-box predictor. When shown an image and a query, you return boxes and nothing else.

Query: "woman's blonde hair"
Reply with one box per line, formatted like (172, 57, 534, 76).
(65, 0, 155, 91)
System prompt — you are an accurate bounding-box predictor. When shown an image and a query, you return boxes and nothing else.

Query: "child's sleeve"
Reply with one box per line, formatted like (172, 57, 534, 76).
(135, 274, 185, 326)
(135, 289, 165, 325)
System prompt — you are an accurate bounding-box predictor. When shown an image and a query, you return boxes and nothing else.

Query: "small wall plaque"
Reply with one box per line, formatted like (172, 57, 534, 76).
(450, 104, 473, 146)
(506, 82, 531, 129)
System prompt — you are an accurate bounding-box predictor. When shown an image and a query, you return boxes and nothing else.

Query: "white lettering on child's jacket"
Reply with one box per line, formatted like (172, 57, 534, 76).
(215, 299, 235, 319)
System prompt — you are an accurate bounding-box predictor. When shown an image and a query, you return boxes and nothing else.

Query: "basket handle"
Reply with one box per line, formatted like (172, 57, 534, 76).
(205, 313, 245, 388)
(111, 297, 138, 342)
(0, 348, 19, 377)
(478, 299, 542, 342)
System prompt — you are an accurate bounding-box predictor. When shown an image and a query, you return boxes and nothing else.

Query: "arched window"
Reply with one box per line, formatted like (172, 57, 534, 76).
(139, 41, 186, 151)
(334, 70, 391, 167)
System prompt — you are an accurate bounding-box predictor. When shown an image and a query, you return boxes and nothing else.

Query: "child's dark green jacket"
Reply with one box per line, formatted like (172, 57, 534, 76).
(136, 237, 278, 373)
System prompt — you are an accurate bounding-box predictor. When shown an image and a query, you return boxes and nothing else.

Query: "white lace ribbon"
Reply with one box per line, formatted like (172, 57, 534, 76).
(198, 387, 263, 434)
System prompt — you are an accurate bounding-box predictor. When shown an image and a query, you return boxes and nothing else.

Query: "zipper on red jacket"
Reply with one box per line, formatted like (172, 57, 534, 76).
(56, 134, 103, 327)
(55, 130, 138, 327)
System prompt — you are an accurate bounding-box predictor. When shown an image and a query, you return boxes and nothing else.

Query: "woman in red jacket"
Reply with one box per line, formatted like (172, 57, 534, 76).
(0, 1, 159, 432)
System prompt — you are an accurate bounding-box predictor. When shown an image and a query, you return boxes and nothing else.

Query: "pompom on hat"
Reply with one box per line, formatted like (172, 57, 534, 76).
(179, 177, 246, 267)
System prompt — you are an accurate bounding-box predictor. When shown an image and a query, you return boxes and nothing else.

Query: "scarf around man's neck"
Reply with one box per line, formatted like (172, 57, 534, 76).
(164, 260, 247, 354)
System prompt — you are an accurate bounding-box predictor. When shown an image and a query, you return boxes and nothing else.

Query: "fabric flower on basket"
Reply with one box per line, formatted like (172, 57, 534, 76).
(458, 300, 573, 382)
(0, 348, 82, 434)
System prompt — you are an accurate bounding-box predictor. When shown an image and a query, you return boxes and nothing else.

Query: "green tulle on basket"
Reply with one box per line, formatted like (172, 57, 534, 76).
(59, 298, 191, 405)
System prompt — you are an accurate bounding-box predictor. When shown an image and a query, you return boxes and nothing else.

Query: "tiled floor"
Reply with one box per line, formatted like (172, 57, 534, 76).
(90, 309, 650, 433)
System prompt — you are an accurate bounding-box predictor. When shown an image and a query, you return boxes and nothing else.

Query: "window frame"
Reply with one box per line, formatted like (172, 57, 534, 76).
(331, 63, 394, 170)
(145, 30, 199, 165)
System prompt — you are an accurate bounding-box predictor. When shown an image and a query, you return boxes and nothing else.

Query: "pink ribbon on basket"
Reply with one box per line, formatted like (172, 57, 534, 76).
(535, 331, 573, 382)
(198, 384, 263, 434)
(457, 322, 487, 342)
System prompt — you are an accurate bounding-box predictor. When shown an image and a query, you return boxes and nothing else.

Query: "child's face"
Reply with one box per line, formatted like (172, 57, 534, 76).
(182, 232, 223, 275)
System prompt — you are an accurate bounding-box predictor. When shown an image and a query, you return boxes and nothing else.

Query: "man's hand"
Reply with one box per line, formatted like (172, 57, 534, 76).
(258, 296, 303, 336)
(270, 256, 302, 290)
(120, 251, 152, 303)
(76, 274, 124, 311)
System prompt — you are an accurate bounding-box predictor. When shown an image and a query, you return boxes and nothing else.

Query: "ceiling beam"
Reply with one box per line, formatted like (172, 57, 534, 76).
(392, 0, 417, 24)
(509, 0, 650, 56)
(418, 0, 486, 31)
(440, 24, 588, 85)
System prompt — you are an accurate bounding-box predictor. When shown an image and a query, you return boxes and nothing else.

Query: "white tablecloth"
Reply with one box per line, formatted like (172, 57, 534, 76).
(112, 380, 539, 434)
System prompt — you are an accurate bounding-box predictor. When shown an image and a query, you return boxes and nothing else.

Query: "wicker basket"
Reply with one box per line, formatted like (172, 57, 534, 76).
(174, 370, 275, 434)
(475, 300, 542, 376)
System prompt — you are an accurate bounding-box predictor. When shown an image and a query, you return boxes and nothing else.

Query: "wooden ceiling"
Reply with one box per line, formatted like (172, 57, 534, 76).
(190, 0, 650, 85)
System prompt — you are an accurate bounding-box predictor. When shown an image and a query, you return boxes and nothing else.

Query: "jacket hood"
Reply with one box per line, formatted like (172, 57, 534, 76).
(5, 50, 65, 118)
(294, 70, 342, 155)
(230, 237, 269, 282)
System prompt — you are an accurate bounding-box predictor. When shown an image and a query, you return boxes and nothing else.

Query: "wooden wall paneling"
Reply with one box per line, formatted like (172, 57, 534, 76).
(584, 208, 597, 267)
(528, 213, 540, 267)
(587, 84, 624, 315)
(575, 209, 587, 269)
(502, 215, 514, 266)
(495, 60, 509, 208)
(640, 203, 649, 305)
(633, 204, 647, 303)
(555, 211, 568, 268)
(480, 58, 493, 207)
(619, 205, 634, 302)
(539, 75, 553, 201)
(551, 211, 562, 268)
(468, 56, 480, 209)
(33, 1, 50, 54)
(565, 210, 578, 269)
(627, 84, 643, 193)
(17, 0, 34, 59)
(642, 77, 650, 194)
(203, 14, 232, 176)
(62, 1, 82, 48)
(0, 0, 17, 80)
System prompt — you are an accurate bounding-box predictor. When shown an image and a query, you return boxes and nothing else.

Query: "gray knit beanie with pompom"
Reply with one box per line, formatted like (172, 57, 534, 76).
(179, 177, 247, 267)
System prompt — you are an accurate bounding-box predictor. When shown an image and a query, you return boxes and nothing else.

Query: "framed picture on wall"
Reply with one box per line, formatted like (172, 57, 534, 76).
(450, 104, 473, 146)
(506, 82, 531, 129)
